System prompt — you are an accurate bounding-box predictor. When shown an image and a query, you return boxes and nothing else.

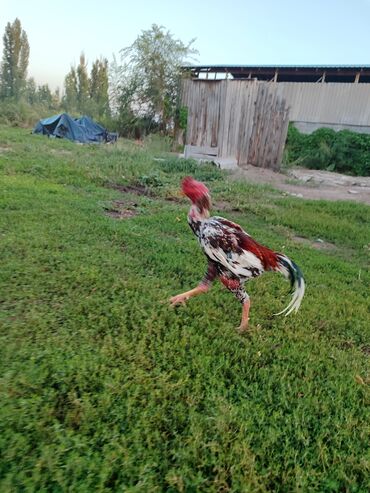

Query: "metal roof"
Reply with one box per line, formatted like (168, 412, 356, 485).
(183, 64, 370, 69)
(182, 65, 370, 83)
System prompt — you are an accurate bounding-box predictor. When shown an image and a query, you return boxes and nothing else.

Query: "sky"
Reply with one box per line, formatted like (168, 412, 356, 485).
(1, 0, 370, 91)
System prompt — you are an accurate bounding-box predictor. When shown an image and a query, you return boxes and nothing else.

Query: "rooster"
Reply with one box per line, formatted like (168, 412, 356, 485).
(170, 176, 305, 331)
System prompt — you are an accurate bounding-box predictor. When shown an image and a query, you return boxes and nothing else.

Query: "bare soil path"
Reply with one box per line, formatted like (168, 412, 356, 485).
(231, 166, 370, 205)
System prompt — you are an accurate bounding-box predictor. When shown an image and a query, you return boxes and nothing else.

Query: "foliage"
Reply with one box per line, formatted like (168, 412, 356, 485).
(63, 54, 110, 119)
(178, 105, 188, 129)
(89, 58, 109, 118)
(36, 84, 53, 107)
(284, 124, 370, 176)
(0, 126, 369, 492)
(25, 77, 37, 104)
(77, 53, 90, 112)
(116, 24, 197, 134)
(0, 17, 60, 126)
(0, 18, 29, 99)
(0, 19, 194, 136)
(0, 100, 57, 126)
(63, 67, 78, 112)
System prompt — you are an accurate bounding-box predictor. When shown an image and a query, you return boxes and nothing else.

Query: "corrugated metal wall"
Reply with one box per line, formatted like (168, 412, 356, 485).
(183, 80, 370, 130)
(276, 82, 370, 126)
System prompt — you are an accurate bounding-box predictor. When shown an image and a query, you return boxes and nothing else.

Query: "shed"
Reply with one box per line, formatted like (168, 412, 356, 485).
(181, 79, 290, 170)
(183, 65, 370, 134)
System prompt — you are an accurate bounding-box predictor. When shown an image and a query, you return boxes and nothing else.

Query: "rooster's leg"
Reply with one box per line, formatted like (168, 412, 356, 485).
(170, 283, 209, 306)
(238, 300, 251, 332)
(170, 261, 218, 307)
(220, 276, 250, 331)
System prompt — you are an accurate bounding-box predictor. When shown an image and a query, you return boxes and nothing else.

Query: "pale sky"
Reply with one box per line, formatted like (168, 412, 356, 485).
(1, 0, 370, 91)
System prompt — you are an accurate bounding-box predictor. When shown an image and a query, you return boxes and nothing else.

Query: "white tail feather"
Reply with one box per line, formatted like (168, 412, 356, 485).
(274, 255, 305, 317)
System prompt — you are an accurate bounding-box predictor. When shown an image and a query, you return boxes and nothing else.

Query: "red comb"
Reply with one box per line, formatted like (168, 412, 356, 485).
(181, 176, 209, 203)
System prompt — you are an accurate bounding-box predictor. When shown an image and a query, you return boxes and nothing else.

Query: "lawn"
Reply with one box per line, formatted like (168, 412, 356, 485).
(0, 127, 369, 492)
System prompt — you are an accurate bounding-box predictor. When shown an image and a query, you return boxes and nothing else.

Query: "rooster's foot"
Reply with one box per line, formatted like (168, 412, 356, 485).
(170, 294, 188, 306)
(236, 322, 250, 333)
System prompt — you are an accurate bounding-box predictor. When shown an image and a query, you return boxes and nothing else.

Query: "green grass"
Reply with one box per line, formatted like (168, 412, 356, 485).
(0, 127, 369, 492)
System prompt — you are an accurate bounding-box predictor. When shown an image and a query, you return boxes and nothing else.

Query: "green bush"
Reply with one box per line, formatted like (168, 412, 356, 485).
(284, 124, 370, 176)
(0, 99, 62, 128)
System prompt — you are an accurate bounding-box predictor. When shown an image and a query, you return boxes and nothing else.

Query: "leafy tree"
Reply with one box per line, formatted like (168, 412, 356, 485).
(51, 88, 60, 109)
(117, 24, 197, 133)
(63, 67, 78, 111)
(25, 77, 37, 104)
(76, 53, 89, 113)
(36, 84, 53, 107)
(63, 56, 110, 118)
(108, 54, 122, 115)
(90, 58, 109, 117)
(0, 18, 30, 99)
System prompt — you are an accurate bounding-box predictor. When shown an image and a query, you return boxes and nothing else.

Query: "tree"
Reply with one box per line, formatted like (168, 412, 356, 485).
(108, 54, 122, 116)
(76, 53, 89, 113)
(63, 56, 110, 118)
(36, 84, 53, 107)
(0, 18, 30, 99)
(51, 88, 60, 109)
(117, 24, 197, 133)
(90, 58, 109, 117)
(25, 77, 37, 104)
(63, 67, 78, 111)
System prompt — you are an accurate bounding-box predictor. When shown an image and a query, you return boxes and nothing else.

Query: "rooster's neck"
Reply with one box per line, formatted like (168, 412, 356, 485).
(189, 204, 209, 221)
(188, 204, 209, 235)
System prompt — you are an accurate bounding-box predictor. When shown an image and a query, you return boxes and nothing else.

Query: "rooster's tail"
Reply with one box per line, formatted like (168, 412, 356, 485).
(274, 254, 305, 316)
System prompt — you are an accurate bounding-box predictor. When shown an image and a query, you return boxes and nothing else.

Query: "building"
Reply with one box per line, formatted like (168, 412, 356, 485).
(183, 65, 370, 134)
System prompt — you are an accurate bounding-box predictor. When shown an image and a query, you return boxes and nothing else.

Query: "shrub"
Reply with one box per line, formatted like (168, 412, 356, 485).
(0, 99, 61, 128)
(284, 124, 370, 176)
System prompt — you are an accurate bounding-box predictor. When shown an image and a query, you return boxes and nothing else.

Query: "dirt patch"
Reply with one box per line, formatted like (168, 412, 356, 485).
(0, 146, 11, 153)
(337, 341, 370, 356)
(361, 345, 370, 356)
(163, 195, 183, 203)
(232, 166, 370, 205)
(292, 235, 336, 250)
(104, 200, 139, 219)
(213, 200, 242, 212)
(107, 183, 155, 197)
(107, 182, 188, 205)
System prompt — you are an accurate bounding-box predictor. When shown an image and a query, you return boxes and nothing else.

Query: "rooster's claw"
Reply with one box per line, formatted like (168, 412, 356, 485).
(170, 294, 188, 306)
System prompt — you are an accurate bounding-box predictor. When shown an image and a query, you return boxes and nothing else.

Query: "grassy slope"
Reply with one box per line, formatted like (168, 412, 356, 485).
(0, 128, 369, 492)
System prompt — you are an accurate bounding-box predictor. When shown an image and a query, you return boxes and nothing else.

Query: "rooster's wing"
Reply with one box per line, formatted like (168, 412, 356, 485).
(199, 217, 278, 280)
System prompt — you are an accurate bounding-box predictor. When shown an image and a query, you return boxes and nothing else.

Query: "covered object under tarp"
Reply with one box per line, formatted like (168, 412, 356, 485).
(33, 113, 117, 143)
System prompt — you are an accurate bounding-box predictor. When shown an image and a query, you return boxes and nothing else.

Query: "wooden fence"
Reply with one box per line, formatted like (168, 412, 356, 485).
(181, 79, 290, 170)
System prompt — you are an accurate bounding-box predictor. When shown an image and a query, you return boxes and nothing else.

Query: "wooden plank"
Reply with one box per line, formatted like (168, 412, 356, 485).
(237, 80, 254, 165)
(181, 79, 290, 171)
(184, 145, 218, 157)
(246, 82, 289, 170)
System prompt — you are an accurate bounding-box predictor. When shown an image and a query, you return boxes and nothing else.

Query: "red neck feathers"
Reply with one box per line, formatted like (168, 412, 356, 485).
(181, 176, 211, 212)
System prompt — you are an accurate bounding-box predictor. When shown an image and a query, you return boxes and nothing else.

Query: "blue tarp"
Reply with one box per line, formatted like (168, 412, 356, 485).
(33, 113, 117, 143)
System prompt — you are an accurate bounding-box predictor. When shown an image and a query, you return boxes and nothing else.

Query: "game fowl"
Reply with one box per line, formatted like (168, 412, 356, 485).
(170, 176, 305, 331)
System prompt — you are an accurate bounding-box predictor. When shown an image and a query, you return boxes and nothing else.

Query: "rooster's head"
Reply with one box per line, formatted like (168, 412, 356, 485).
(181, 176, 211, 212)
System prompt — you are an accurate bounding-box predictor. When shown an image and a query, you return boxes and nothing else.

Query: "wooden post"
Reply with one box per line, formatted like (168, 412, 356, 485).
(355, 72, 360, 83)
